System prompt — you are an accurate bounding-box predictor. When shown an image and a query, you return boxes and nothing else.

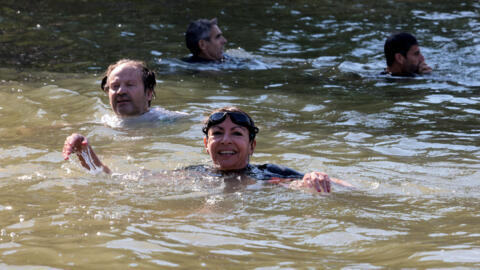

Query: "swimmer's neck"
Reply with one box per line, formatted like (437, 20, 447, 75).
(196, 53, 226, 63)
(116, 109, 150, 119)
(213, 163, 251, 174)
(385, 67, 415, 77)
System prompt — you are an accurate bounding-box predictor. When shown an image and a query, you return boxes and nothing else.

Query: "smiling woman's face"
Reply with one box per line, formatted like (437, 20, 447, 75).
(204, 116, 256, 171)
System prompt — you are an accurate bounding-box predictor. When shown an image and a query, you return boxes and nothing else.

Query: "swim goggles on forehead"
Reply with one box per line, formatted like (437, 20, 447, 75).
(202, 111, 259, 140)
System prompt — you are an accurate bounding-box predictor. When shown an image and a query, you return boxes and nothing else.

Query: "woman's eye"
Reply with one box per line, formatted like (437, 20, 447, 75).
(233, 131, 243, 136)
(212, 131, 222, 136)
(111, 84, 119, 90)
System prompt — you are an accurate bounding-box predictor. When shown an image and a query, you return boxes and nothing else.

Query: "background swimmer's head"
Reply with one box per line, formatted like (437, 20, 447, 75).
(384, 32, 418, 67)
(101, 59, 156, 107)
(203, 106, 259, 142)
(185, 18, 219, 57)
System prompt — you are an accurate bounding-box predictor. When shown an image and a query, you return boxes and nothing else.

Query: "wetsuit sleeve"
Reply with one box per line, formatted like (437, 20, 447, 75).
(254, 164, 304, 180)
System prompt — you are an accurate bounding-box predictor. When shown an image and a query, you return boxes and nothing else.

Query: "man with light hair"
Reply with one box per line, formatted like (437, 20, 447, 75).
(183, 18, 228, 63)
(100, 59, 156, 117)
(99, 59, 185, 124)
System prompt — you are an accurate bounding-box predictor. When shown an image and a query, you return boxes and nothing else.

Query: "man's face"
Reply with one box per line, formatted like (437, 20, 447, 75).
(402, 45, 425, 74)
(106, 64, 152, 117)
(199, 25, 227, 61)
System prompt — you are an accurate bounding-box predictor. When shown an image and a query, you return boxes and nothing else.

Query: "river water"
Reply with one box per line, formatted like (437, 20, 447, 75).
(1, 0, 479, 268)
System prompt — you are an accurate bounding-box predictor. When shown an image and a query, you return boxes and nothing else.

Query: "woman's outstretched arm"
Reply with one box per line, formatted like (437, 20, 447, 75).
(268, 171, 354, 193)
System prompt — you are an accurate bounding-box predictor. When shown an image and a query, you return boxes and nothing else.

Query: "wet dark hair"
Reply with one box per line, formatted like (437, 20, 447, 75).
(100, 59, 156, 107)
(185, 18, 217, 56)
(203, 106, 259, 142)
(384, 32, 418, 67)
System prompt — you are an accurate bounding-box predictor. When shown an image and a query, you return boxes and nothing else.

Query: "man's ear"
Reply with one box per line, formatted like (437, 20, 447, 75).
(203, 137, 209, 154)
(395, 53, 405, 65)
(146, 89, 153, 101)
(198, 40, 207, 51)
(101, 76, 108, 92)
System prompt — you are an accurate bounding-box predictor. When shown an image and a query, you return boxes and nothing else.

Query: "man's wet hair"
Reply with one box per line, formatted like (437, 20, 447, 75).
(384, 32, 418, 67)
(185, 18, 218, 56)
(101, 59, 156, 107)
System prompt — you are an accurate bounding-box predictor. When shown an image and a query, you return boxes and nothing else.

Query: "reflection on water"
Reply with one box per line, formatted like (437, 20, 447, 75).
(159, 48, 284, 72)
(1, 0, 480, 268)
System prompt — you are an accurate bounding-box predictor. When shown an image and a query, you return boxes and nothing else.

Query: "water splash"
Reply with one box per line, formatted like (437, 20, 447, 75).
(78, 146, 104, 175)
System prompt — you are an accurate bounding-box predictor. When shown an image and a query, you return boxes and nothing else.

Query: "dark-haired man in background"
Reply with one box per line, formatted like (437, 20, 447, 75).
(183, 18, 227, 63)
(383, 32, 432, 76)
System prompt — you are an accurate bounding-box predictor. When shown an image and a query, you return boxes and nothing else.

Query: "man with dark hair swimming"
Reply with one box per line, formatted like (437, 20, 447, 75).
(383, 32, 432, 76)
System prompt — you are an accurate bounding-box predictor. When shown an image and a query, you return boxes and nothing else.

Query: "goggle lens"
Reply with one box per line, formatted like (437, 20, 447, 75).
(204, 111, 258, 140)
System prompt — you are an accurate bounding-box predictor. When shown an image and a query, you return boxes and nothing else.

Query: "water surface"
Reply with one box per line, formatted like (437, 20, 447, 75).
(1, 0, 479, 268)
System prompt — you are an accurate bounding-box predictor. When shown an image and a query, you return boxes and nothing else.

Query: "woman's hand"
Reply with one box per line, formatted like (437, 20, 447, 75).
(290, 171, 332, 193)
(62, 133, 111, 174)
(63, 133, 88, 160)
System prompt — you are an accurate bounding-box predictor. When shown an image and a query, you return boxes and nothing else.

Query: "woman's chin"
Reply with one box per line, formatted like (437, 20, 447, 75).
(215, 162, 245, 171)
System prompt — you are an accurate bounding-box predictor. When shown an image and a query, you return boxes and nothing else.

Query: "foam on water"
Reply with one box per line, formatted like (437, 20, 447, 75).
(101, 107, 188, 128)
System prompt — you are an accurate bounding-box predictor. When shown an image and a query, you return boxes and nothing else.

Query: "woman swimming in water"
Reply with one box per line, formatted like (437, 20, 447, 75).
(63, 106, 352, 192)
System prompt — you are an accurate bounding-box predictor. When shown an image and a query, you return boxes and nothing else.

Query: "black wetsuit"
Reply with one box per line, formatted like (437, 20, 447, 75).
(184, 164, 304, 181)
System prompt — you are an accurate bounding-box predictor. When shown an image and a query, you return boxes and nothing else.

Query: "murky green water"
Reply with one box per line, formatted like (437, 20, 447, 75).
(1, 0, 479, 268)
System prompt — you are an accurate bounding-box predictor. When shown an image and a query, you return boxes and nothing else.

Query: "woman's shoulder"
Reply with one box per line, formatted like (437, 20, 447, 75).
(181, 164, 304, 181)
(248, 163, 304, 180)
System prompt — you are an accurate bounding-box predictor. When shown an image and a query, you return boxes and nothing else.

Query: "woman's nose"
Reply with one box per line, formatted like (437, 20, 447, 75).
(220, 133, 232, 144)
